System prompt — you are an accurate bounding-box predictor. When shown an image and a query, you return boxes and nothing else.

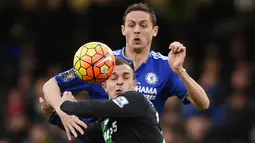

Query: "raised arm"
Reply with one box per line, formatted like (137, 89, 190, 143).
(168, 41, 209, 109)
(43, 77, 62, 110)
(42, 69, 88, 141)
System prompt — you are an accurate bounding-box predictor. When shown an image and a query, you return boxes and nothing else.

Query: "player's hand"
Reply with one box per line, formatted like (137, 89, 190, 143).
(56, 107, 87, 141)
(39, 97, 54, 117)
(62, 91, 77, 102)
(57, 91, 87, 141)
(168, 41, 186, 74)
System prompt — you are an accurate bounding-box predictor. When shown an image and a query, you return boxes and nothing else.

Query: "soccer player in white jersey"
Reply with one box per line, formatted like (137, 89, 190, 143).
(42, 2, 209, 141)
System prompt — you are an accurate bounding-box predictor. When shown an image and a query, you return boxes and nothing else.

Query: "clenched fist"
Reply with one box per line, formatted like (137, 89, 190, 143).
(168, 41, 186, 74)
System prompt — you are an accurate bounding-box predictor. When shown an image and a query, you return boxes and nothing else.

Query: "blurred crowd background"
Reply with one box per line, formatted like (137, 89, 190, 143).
(0, 0, 255, 143)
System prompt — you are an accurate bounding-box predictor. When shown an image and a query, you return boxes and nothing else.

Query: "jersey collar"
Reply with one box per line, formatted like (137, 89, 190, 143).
(120, 47, 151, 64)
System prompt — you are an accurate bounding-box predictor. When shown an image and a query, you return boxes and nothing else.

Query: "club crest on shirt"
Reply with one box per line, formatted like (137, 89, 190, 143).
(145, 72, 158, 85)
(59, 69, 75, 82)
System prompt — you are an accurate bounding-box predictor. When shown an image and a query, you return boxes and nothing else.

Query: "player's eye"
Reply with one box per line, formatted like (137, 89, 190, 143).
(110, 76, 117, 80)
(128, 23, 134, 28)
(141, 24, 147, 28)
(124, 76, 130, 80)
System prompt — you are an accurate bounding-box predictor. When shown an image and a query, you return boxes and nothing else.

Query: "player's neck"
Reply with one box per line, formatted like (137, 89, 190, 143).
(124, 45, 150, 70)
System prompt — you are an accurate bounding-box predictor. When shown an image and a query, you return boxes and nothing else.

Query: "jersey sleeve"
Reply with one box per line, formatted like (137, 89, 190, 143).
(165, 69, 190, 104)
(49, 112, 104, 142)
(60, 91, 150, 118)
(54, 68, 92, 93)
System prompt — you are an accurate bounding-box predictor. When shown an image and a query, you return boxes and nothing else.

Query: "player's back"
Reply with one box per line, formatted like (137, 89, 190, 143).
(100, 91, 163, 143)
(111, 115, 163, 143)
(50, 91, 163, 143)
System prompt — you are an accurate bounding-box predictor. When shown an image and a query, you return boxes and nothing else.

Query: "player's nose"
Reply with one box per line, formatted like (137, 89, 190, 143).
(133, 25, 140, 34)
(117, 82, 123, 85)
(116, 79, 124, 85)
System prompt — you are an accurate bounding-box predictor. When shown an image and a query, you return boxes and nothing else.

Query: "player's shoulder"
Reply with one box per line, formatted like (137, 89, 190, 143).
(113, 49, 121, 56)
(122, 91, 144, 97)
(119, 91, 147, 102)
(149, 51, 176, 77)
(149, 51, 171, 70)
(149, 51, 168, 61)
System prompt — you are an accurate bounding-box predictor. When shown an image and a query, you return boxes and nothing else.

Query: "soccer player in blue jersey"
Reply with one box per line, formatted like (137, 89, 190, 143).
(43, 2, 209, 140)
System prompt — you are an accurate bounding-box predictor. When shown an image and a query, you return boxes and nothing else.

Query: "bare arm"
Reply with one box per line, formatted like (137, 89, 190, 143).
(168, 41, 209, 109)
(43, 78, 62, 110)
(42, 77, 87, 141)
(177, 69, 209, 109)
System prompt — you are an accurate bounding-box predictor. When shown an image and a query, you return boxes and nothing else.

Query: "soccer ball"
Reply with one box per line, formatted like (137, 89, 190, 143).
(73, 42, 115, 83)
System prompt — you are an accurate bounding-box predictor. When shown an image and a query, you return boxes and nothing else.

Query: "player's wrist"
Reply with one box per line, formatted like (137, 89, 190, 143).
(55, 100, 65, 111)
(174, 68, 186, 76)
(55, 106, 62, 113)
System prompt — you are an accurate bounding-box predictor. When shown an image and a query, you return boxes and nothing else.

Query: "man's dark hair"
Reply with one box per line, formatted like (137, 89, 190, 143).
(123, 2, 157, 26)
(115, 57, 136, 79)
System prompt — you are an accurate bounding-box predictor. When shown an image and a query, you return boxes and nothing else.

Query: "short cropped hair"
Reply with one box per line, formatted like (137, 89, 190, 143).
(115, 57, 136, 79)
(123, 2, 157, 26)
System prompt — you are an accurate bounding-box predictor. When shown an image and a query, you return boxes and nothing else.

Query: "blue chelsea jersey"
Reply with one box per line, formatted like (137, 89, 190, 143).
(54, 47, 189, 115)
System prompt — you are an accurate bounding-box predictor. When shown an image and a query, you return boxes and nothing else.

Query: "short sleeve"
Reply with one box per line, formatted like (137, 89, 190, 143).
(165, 69, 190, 104)
(54, 68, 92, 93)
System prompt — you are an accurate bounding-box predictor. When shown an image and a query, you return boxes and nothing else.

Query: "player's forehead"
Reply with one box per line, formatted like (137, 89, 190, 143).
(113, 64, 133, 75)
(125, 11, 151, 23)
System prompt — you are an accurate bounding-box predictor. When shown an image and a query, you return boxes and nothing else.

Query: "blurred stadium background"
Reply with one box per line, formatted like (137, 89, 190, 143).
(0, 0, 254, 143)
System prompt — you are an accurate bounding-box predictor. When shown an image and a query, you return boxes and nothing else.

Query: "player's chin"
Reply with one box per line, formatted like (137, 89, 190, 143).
(132, 45, 145, 52)
(116, 92, 122, 96)
(110, 94, 118, 99)
(116, 91, 124, 96)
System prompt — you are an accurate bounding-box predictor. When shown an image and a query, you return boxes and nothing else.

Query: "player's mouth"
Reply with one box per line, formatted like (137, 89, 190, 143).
(133, 38, 141, 43)
(116, 89, 124, 95)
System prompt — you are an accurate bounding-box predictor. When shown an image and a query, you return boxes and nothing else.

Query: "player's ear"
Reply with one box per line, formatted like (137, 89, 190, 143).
(101, 82, 107, 92)
(133, 80, 137, 87)
(153, 26, 158, 37)
(121, 25, 126, 36)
